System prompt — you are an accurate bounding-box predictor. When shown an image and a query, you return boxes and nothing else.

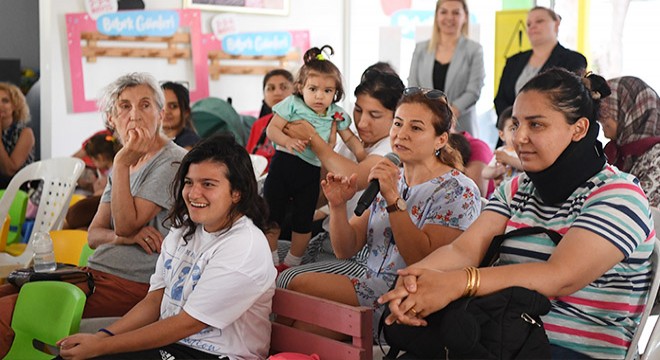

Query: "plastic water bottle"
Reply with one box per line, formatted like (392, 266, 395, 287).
(32, 231, 57, 272)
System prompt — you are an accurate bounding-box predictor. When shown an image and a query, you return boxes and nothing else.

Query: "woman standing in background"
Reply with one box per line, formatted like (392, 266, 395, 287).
(494, 6, 586, 117)
(408, 0, 485, 136)
(0, 82, 34, 189)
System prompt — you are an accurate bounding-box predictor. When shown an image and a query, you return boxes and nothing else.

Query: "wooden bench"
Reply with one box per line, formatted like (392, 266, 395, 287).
(270, 288, 373, 360)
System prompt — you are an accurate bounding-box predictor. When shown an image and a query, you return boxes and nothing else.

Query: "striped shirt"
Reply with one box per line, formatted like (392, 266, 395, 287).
(485, 165, 654, 359)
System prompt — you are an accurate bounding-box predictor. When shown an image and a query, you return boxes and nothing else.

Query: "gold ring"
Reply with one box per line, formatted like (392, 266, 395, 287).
(410, 308, 418, 316)
(144, 237, 150, 243)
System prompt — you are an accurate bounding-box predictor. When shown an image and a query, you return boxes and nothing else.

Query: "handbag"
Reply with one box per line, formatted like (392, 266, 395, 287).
(7, 263, 95, 296)
(380, 227, 562, 360)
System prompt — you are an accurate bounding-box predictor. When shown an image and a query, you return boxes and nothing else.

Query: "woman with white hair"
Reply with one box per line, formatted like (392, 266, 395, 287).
(0, 72, 187, 358)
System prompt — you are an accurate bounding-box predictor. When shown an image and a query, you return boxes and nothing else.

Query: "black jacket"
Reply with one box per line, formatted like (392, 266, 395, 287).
(494, 43, 587, 116)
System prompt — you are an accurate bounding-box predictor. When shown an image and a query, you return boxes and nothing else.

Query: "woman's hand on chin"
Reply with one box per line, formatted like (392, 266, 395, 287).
(321, 172, 358, 208)
(115, 127, 154, 166)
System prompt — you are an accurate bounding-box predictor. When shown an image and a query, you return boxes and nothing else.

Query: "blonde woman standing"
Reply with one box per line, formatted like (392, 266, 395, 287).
(408, 0, 485, 136)
(0, 82, 34, 188)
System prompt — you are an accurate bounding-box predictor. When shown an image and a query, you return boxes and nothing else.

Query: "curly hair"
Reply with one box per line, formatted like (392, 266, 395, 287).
(0, 82, 29, 124)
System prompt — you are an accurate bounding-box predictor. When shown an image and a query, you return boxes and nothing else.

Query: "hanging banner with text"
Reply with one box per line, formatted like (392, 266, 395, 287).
(221, 31, 292, 57)
(97, 10, 179, 36)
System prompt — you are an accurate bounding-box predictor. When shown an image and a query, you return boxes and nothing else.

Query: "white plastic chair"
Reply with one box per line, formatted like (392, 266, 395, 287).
(639, 207, 660, 359)
(249, 154, 268, 195)
(249, 154, 268, 179)
(625, 206, 660, 359)
(0, 157, 85, 267)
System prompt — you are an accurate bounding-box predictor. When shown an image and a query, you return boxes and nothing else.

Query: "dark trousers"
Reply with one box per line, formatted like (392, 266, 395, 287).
(263, 151, 320, 234)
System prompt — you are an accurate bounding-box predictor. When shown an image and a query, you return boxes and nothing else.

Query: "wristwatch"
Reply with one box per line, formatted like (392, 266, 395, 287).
(386, 197, 407, 213)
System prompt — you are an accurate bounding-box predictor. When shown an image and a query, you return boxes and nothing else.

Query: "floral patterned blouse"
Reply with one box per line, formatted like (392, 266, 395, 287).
(349, 168, 481, 339)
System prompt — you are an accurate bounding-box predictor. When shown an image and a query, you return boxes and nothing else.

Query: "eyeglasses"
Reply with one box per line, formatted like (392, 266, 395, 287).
(403, 87, 448, 102)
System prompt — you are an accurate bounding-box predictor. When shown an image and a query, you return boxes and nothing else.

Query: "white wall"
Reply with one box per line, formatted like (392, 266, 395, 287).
(40, 0, 660, 159)
(40, 0, 344, 158)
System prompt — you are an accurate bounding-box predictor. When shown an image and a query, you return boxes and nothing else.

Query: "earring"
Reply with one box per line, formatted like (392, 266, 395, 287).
(435, 148, 441, 157)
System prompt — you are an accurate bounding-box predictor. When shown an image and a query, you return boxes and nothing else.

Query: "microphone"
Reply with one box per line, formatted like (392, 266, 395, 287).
(353, 152, 401, 216)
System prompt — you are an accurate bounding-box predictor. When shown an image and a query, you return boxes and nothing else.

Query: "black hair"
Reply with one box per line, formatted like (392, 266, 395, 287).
(262, 69, 294, 89)
(360, 62, 397, 81)
(166, 134, 269, 242)
(355, 69, 405, 112)
(161, 81, 194, 130)
(85, 133, 122, 160)
(520, 67, 610, 124)
(496, 106, 513, 131)
(294, 45, 344, 103)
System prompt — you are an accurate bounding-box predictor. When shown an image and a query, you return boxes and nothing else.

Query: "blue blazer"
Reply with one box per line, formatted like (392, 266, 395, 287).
(494, 43, 587, 116)
(408, 37, 485, 135)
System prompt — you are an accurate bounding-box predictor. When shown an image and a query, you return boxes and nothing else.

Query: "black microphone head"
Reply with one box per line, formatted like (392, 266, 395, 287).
(384, 152, 401, 166)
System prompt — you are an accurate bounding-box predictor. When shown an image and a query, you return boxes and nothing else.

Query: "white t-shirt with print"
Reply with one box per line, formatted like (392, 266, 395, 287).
(150, 216, 277, 360)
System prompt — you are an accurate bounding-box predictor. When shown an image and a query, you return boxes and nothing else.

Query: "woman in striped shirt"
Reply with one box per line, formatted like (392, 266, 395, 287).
(380, 68, 654, 359)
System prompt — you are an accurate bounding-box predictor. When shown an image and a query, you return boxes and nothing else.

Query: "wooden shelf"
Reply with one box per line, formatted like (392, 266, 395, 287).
(207, 50, 299, 80)
(81, 31, 191, 64)
(79, 31, 300, 78)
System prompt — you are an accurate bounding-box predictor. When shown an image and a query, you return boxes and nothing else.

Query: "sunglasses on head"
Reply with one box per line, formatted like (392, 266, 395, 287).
(403, 87, 448, 102)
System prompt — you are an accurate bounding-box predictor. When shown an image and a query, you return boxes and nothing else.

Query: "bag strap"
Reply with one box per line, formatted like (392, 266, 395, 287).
(480, 226, 562, 267)
(377, 309, 401, 360)
(80, 271, 95, 297)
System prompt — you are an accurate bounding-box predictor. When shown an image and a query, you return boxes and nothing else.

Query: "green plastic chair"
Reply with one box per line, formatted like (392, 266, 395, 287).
(4, 281, 86, 360)
(0, 189, 29, 245)
(78, 243, 95, 266)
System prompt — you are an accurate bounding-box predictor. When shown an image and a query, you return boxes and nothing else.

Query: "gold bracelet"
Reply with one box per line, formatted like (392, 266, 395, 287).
(463, 266, 480, 297)
(469, 267, 480, 297)
(462, 267, 473, 297)
(468, 266, 477, 296)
